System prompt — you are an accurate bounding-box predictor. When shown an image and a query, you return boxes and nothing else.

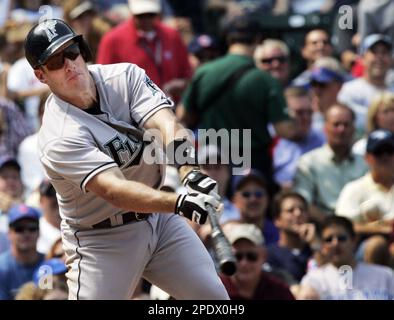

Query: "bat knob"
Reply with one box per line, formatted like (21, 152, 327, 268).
(221, 260, 237, 276)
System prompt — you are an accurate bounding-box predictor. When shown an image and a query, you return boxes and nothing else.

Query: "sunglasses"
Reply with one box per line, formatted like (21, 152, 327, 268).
(235, 251, 258, 262)
(323, 234, 348, 243)
(241, 190, 265, 199)
(43, 42, 81, 70)
(13, 224, 39, 233)
(260, 55, 288, 65)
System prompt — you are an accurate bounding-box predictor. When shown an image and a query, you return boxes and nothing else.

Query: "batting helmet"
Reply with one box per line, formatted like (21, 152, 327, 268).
(24, 19, 92, 69)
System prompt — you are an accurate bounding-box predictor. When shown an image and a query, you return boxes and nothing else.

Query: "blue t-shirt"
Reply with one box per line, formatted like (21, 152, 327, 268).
(267, 244, 312, 282)
(0, 251, 45, 300)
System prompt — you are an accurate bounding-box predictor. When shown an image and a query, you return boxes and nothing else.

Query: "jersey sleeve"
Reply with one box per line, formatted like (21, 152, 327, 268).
(40, 134, 117, 193)
(126, 65, 174, 126)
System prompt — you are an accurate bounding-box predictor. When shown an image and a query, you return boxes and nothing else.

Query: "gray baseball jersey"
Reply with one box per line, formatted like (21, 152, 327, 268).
(38, 63, 170, 228)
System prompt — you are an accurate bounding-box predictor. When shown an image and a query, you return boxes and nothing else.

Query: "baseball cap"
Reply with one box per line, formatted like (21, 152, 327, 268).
(69, 1, 96, 20)
(225, 223, 264, 246)
(366, 129, 394, 154)
(232, 169, 266, 193)
(224, 15, 260, 39)
(0, 156, 20, 172)
(188, 34, 218, 55)
(310, 67, 344, 84)
(33, 258, 68, 286)
(360, 34, 392, 55)
(8, 204, 40, 226)
(128, 0, 161, 16)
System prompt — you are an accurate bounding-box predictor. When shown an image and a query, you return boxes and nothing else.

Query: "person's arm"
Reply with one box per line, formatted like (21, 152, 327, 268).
(354, 221, 393, 235)
(144, 108, 220, 195)
(86, 166, 178, 213)
(86, 166, 219, 225)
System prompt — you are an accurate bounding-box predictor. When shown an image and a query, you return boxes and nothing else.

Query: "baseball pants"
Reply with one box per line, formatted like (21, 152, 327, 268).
(62, 213, 229, 300)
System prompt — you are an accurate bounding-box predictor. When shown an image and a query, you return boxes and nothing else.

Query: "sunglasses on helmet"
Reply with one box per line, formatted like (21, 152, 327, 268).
(43, 42, 81, 70)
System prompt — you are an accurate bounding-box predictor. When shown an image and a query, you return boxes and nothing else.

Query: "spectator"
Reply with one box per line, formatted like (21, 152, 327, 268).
(17, 92, 47, 198)
(293, 104, 368, 221)
(35, 180, 61, 256)
(352, 92, 394, 156)
(254, 39, 291, 87)
(273, 86, 325, 189)
(309, 57, 348, 133)
(291, 29, 333, 88)
(298, 216, 394, 300)
(96, 0, 192, 103)
(267, 191, 321, 283)
(0, 157, 24, 217)
(336, 129, 394, 235)
(220, 222, 295, 300)
(0, 97, 32, 158)
(63, 0, 111, 62)
(6, 23, 49, 132)
(178, 15, 297, 189)
(338, 34, 394, 138)
(231, 170, 278, 245)
(188, 34, 221, 74)
(0, 204, 44, 300)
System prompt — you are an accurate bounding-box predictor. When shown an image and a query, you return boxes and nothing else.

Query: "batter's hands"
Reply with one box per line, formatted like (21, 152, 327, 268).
(182, 170, 220, 199)
(175, 193, 220, 225)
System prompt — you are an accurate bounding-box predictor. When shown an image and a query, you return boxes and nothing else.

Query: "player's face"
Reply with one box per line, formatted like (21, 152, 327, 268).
(34, 41, 92, 101)
(233, 239, 264, 283)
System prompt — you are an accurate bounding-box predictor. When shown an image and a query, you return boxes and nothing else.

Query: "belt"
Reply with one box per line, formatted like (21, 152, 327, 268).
(92, 212, 150, 229)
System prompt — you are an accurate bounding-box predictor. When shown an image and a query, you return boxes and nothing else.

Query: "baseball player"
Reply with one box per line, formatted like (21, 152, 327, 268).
(24, 19, 229, 300)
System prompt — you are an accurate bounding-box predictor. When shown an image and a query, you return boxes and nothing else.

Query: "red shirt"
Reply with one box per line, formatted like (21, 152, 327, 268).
(96, 18, 192, 88)
(220, 272, 295, 300)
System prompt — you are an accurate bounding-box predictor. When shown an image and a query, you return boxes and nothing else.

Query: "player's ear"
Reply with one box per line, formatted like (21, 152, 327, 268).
(34, 68, 47, 84)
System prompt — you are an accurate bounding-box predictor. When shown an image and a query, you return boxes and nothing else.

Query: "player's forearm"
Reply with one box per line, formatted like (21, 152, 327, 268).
(105, 179, 179, 214)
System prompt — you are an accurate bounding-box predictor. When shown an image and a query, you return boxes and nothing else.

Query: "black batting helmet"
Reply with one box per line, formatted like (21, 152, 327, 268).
(24, 19, 92, 69)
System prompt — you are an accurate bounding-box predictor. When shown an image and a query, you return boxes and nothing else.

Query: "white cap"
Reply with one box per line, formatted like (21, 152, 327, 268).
(128, 0, 161, 15)
(225, 223, 264, 246)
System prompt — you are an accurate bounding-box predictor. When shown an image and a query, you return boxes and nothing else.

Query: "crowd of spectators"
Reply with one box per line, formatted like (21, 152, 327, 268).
(0, 0, 393, 300)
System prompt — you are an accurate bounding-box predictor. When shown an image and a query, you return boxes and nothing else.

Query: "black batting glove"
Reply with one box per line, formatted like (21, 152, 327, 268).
(182, 170, 219, 198)
(175, 193, 220, 225)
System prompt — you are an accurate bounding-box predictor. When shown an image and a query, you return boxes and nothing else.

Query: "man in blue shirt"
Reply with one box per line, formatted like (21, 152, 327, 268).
(0, 204, 44, 300)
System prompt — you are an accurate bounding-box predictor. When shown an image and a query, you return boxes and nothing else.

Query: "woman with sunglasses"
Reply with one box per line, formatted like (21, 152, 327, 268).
(24, 19, 228, 300)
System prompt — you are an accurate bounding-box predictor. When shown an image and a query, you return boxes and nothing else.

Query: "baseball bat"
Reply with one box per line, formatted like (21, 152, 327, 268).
(207, 204, 237, 276)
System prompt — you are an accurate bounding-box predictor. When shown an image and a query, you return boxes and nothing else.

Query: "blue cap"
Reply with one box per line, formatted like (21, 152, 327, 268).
(366, 129, 394, 154)
(188, 34, 217, 54)
(33, 258, 68, 286)
(310, 67, 344, 84)
(360, 34, 392, 55)
(232, 169, 266, 193)
(8, 204, 40, 225)
(0, 156, 20, 171)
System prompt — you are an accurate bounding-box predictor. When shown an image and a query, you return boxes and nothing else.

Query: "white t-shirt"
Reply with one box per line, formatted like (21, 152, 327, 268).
(336, 173, 394, 222)
(37, 217, 61, 255)
(301, 262, 394, 300)
(7, 58, 47, 131)
(17, 132, 46, 199)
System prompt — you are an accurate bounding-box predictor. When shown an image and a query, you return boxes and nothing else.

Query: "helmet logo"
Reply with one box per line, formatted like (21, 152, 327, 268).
(42, 20, 58, 42)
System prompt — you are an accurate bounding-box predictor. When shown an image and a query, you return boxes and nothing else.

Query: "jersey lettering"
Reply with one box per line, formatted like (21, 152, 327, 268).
(104, 135, 144, 168)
